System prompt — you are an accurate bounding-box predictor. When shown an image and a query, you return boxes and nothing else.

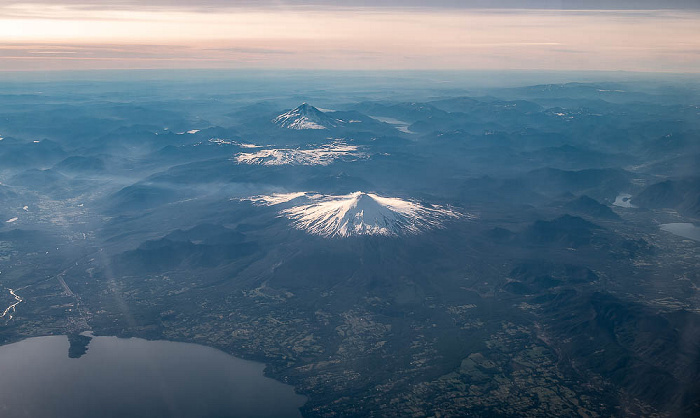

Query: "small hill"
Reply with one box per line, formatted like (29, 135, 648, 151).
(564, 195, 620, 220)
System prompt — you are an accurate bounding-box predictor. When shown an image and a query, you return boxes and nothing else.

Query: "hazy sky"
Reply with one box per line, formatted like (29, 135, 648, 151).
(1, 1, 698, 72)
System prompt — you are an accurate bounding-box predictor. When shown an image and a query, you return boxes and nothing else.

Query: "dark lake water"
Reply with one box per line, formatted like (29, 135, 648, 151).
(0, 334, 306, 418)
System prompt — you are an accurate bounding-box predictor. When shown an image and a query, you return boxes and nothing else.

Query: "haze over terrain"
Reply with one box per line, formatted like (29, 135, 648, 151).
(1, 0, 699, 416)
(0, 70, 698, 416)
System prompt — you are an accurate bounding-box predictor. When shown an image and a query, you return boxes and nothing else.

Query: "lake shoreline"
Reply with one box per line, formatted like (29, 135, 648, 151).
(0, 333, 307, 418)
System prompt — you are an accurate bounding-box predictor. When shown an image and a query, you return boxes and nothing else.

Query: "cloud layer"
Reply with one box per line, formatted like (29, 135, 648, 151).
(4, 1, 700, 11)
(0, 2, 698, 72)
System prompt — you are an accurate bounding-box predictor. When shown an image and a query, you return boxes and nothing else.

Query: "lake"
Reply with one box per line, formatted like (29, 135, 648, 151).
(0, 334, 306, 418)
(660, 223, 700, 241)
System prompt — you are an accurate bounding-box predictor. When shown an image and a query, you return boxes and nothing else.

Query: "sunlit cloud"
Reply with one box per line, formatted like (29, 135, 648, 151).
(4, 1, 700, 12)
(0, 2, 698, 72)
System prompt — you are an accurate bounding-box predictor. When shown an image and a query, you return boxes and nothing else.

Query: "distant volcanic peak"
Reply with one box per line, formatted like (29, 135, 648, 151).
(252, 191, 462, 237)
(273, 103, 340, 130)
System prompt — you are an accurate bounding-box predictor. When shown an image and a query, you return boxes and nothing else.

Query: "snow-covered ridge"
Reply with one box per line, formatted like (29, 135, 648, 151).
(273, 103, 341, 130)
(234, 142, 365, 166)
(246, 191, 464, 237)
(209, 138, 261, 148)
(246, 192, 309, 206)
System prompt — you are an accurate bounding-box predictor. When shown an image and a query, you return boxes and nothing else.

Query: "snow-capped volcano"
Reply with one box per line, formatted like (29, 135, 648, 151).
(246, 191, 462, 237)
(272, 103, 341, 130)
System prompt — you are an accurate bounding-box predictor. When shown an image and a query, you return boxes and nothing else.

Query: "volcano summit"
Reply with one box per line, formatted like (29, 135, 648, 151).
(272, 103, 341, 130)
(248, 191, 462, 237)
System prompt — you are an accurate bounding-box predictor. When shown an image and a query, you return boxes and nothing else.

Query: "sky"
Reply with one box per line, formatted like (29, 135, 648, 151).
(1, 1, 699, 72)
